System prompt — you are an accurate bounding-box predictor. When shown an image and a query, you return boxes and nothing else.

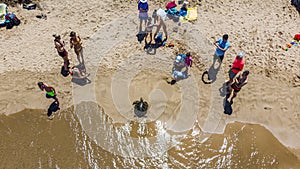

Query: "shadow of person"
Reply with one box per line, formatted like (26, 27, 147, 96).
(218, 82, 229, 97)
(71, 63, 91, 86)
(202, 54, 222, 84)
(136, 31, 146, 43)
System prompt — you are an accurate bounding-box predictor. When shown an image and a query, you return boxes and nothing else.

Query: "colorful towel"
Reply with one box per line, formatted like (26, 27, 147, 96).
(0, 3, 7, 24)
(187, 7, 197, 21)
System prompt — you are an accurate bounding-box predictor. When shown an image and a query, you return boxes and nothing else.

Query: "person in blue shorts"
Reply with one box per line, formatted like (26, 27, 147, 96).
(214, 34, 230, 62)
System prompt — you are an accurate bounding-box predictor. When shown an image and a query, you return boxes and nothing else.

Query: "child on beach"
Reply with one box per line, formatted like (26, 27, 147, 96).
(70, 31, 84, 64)
(37, 82, 59, 106)
(53, 34, 69, 71)
(185, 52, 193, 67)
(145, 17, 155, 45)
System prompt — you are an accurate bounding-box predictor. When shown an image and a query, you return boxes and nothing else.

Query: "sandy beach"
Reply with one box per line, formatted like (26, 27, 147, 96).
(0, 0, 300, 167)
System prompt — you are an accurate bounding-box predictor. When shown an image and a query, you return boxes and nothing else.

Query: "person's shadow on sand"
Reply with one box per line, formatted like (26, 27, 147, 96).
(71, 63, 91, 86)
(202, 54, 222, 84)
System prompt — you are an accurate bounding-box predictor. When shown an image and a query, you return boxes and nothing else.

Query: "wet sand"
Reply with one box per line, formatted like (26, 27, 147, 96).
(0, 109, 299, 168)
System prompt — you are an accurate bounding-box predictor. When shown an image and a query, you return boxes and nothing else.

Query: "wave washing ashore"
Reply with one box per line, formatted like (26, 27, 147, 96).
(0, 0, 300, 168)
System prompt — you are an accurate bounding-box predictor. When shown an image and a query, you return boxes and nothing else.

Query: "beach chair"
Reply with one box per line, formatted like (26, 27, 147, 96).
(0, 3, 7, 26)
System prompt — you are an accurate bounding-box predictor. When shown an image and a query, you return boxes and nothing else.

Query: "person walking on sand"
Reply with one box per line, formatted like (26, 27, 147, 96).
(214, 34, 230, 62)
(154, 8, 168, 42)
(137, 0, 149, 32)
(38, 82, 59, 105)
(227, 70, 249, 102)
(53, 34, 69, 71)
(228, 52, 245, 84)
(70, 31, 84, 64)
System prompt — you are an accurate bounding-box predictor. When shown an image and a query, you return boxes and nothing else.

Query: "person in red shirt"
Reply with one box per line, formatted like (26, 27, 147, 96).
(228, 53, 244, 84)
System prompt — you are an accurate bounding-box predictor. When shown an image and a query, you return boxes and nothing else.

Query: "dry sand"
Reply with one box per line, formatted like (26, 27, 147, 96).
(0, 0, 299, 163)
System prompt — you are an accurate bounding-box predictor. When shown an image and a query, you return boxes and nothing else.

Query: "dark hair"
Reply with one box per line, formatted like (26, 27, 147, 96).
(70, 31, 76, 37)
(37, 82, 44, 88)
(53, 34, 60, 39)
(186, 52, 191, 56)
(223, 34, 229, 40)
(243, 70, 250, 76)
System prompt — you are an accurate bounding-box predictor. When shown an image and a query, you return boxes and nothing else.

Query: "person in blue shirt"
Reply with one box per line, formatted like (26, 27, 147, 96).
(137, 0, 149, 32)
(214, 34, 230, 62)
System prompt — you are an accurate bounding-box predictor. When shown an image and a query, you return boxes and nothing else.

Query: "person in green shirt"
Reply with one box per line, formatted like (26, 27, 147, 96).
(38, 82, 59, 105)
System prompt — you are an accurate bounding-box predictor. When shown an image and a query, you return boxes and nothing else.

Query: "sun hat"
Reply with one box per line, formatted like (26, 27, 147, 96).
(140, 0, 147, 3)
(237, 52, 244, 58)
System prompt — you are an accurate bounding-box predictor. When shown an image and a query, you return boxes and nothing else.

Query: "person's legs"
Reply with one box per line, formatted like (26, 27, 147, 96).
(231, 91, 237, 101)
(144, 33, 149, 45)
(154, 24, 162, 39)
(162, 22, 168, 41)
(219, 55, 224, 63)
(228, 69, 236, 84)
(139, 19, 143, 32)
(80, 49, 84, 64)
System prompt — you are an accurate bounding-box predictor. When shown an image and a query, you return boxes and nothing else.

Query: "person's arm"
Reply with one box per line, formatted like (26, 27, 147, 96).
(70, 39, 73, 49)
(190, 59, 193, 67)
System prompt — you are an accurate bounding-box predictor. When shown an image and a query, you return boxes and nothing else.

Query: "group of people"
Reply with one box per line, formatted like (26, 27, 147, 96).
(38, 31, 89, 119)
(213, 34, 249, 103)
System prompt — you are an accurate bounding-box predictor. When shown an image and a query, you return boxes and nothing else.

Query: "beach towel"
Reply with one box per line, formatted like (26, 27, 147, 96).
(0, 3, 7, 25)
(187, 7, 197, 21)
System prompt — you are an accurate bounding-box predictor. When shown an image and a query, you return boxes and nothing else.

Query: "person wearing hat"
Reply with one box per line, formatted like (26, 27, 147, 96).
(227, 70, 249, 103)
(69, 31, 84, 64)
(137, 0, 149, 32)
(53, 34, 69, 71)
(214, 34, 230, 62)
(228, 52, 245, 84)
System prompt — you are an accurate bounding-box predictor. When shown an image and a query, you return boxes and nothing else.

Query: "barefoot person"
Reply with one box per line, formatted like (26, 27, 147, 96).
(227, 70, 249, 102)
(37, 82, 59, 105)
(70, 31, 84, 64)
(214, 34, 230, 62)
(154, 8, 168, 42)
(228, 52, 245, 84)
(53, 34, 69, 71)
(137, 0, 149, 32)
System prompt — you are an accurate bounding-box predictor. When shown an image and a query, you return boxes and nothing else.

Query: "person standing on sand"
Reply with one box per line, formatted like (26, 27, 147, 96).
(227, 70, 249, 102)
(70, 31, 84, 64)
(53, 34, 69, 71)
(137, 0, 149, 32)
(214, 34, 230, 62)
(154, 8, 168, 42)
(37, 82, 59, 106)
(228, 53, 245, 84)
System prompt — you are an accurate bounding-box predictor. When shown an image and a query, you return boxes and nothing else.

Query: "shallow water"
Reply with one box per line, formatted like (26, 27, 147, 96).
(0, 108, 299, 168)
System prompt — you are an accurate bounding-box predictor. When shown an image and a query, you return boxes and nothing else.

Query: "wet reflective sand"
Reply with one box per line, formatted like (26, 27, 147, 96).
(0, 109, 299, 168)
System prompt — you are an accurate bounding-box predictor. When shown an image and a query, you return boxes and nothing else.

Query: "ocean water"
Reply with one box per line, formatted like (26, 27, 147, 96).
(0, 107, 299, 168)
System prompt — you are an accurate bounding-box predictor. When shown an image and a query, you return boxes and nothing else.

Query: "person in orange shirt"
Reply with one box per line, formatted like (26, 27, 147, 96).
(228, 53, 244, 84)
